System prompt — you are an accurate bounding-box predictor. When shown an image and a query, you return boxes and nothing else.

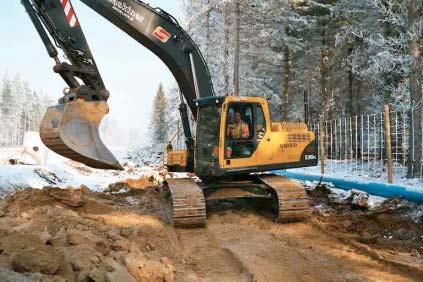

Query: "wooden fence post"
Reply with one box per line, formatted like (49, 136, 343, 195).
(384, 105, 393, 183)
(319, 115, 325, 174)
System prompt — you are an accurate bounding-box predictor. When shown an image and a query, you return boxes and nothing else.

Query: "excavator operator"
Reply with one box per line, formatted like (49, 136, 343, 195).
(227, 112, 250, 139)
(226, 112, 250, 158)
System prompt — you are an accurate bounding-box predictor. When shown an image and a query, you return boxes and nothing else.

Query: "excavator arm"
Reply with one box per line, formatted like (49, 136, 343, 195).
(22, 0, 109, 102)
(22, 0, 216, 170)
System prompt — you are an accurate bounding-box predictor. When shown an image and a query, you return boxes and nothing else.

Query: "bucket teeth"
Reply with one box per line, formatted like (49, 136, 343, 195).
(40, 100, 123, 170)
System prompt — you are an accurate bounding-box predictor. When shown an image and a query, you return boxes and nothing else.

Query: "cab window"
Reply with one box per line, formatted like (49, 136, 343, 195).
(225, 103, 266, 159)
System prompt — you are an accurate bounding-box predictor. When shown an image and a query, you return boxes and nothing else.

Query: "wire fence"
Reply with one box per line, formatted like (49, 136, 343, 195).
(310, 107, 423, 181)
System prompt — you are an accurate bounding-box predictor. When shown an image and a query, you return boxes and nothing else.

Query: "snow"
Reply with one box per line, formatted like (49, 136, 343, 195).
(407, 205, 423, 224)
(0, 147, 163, 198)
(0, 163, 160, 196)
(0, 148, 20, 164)
(302, 179, 386, 210)
(125, 146, 164, 167)
(289, 161, 423, 192)
(0, 146, 420, 213)
(329, 188, 386, 209)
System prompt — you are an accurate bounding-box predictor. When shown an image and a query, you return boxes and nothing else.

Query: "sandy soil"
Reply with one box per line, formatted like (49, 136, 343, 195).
(0, 179, 421, 282)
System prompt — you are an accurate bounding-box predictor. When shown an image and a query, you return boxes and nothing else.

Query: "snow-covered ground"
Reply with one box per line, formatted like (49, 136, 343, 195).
(290, 160, 423, 191)
(0, 146, 421, 209)
(0, 146, 163, 197)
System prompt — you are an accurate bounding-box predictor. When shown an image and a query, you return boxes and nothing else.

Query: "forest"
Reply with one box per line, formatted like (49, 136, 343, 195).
(0, 74, 52, 147)
(181, 0, 421, 118)
(151, 0, 422, 178)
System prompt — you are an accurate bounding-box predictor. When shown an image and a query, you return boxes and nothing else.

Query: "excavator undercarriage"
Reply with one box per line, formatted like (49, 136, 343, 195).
(164, 174, 310, 228)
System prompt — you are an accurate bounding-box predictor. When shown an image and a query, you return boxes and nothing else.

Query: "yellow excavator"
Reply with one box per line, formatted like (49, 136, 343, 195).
(22, 0, 317, 227)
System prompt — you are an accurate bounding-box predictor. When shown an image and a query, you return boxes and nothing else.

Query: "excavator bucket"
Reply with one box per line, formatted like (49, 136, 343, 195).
(40, 100, 123, 170)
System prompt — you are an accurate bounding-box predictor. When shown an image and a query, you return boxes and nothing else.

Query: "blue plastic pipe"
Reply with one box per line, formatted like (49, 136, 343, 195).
(276, 171, 423, 203)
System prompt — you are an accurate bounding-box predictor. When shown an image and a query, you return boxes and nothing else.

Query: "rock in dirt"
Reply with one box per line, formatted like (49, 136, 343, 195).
(77, 267, 108, 282)
(57, 261, 75, 282)
(123, 253, 175, 282)
(111, 239, 132, 252)
(0, 269, 31, 282)
(0, 268, 66, 282)
(41, 227, 52, 245)
(82, 200, 115, 214)
(350, 190, 370, 208)
(48, 188, 86, 207)
(0, 234, 43, 254)
(106, 182, 127, 193)
(358, 233, 378, 245)
(105, 257, 137, 282)
(66, 229, 103, 246)
(125, 177, 155, 189)
(12, 247, 60, 275)
(50, 227, 67, 247)
(63, 245, 102, 272)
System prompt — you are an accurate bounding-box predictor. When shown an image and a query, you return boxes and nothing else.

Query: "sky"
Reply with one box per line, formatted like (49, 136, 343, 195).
(0, 1, 183, 146)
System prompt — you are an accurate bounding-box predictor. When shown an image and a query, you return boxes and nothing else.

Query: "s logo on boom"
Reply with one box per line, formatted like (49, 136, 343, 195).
(153, 26, 171, 43)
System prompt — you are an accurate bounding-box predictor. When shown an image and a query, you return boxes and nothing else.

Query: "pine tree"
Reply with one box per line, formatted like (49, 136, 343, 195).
(0, 73, 52, 146)
(0, 77, 3, 146)
(150, 83, 169, 145)
(1, 75, 13, 118)
(1, 75, 15, 146)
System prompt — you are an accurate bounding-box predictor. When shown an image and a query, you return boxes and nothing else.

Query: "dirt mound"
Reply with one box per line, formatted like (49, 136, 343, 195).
(0, 187, 176, 281)
(0, 182, 420, 281)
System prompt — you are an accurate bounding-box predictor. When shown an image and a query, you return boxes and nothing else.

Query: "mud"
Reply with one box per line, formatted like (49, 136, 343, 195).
(0, 181, 420, 281)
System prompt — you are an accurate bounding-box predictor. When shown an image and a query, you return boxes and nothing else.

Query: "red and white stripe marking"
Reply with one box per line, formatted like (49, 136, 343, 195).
(61, 0, 78, 28)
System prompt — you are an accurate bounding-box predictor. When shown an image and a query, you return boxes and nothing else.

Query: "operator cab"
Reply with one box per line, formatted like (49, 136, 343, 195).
(224, 102, 266, 159)
(193, 96, 270, 178)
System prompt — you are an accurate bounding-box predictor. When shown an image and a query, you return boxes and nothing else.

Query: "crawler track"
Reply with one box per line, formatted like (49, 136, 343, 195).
(259, 175, 310, 222)
(165, 178, 206, 228)
(165, 175, 310, 227)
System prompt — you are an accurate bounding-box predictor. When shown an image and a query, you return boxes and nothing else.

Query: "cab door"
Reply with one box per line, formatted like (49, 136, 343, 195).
(254, 103, 272, 164)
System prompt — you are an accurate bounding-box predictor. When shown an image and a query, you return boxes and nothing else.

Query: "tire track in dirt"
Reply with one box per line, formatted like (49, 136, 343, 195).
(174, 228, 253, 281)
(1, 185, 419, 281)
(204, 211, 419, 282)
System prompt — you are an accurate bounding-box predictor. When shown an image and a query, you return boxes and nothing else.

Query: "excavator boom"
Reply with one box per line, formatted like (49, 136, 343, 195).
(22, 0, 215, 170)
